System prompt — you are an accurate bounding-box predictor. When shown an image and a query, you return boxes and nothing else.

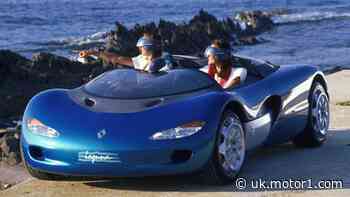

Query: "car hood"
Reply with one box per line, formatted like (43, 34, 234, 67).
(68, 87, 218, 113)
(23, 88, 228, 150)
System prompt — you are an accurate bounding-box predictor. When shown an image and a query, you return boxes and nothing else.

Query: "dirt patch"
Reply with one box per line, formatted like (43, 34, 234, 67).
(0, 181, 12, 191)
(336, 101, 350, 106)
(0, 164, 31, 192)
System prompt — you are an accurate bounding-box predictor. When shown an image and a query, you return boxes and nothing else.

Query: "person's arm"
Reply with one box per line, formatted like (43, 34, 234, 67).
(223, 68, 247, 89)
(80, 50, 134, 67)
(223, 77, 241, 89)
(98, 51, 134, 67)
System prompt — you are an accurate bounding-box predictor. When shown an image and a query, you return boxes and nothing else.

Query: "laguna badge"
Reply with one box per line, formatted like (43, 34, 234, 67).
(78, 151, 121, 164)
(97, 129, 107, 139)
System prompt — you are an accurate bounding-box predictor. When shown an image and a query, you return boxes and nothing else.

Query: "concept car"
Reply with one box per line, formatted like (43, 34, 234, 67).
(21, 55, 330, 184)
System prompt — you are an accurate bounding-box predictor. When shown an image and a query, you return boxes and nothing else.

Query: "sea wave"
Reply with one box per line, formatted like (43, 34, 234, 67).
(44, 31, 108, 50)
(0, 15, 48, 26)
(272, 11, 350, 24)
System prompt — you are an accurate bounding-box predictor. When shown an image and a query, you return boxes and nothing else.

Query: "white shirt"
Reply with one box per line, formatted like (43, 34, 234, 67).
(224, 67, 247, 88)
(200, 65, 247, 88)
(132, 55, 151, 71)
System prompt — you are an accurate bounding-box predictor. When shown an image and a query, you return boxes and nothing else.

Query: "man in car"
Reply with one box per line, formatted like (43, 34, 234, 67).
(80, 32, 174, 73)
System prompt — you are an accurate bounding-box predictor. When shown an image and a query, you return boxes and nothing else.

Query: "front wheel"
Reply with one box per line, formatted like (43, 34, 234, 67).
(293, 82, 330, 147)
(200, 110, 246, 185)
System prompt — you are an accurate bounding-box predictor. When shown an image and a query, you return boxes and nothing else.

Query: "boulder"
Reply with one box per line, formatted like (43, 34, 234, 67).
(0, 51, 102, 119)
(31, 52, 98, 75)
(105, 22, 139, 56)
(0, 130, 21, 166)
(0, 119, 17, 130)
(0, 50, 31, 80)
(234, 10, 274, 36)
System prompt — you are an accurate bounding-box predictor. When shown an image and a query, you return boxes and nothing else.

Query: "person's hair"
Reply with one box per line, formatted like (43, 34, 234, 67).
(211, 39, 232, 74)
(142, 32, 154, 40)
(211, 39, 231, 51)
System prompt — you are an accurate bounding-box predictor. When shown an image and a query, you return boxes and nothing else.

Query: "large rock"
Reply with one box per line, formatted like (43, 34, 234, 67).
(0, 51, 103, 119)
(0, 119, 17, 130)
(105, 22, 139, 57)
(105, 10, 276, 57)
(0, 129, 21, 166)
(31, 52, 79, 74)
(234, 10, 274, 34)
(0, 50, 31, 80)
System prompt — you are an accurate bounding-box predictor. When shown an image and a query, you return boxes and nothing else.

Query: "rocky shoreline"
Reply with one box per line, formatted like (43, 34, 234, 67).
(103, 10, 275, 56)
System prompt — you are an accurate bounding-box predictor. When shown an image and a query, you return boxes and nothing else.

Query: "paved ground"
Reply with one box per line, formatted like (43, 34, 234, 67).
(328, 70, 350, 129)
(1, 70, 350, 197)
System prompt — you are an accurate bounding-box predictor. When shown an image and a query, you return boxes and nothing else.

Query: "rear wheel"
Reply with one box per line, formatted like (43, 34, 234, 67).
(293, 82, 329, 147)
(200, 110, 246, 185)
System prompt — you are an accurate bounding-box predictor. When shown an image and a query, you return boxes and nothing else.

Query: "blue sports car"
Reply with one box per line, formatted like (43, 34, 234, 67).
(21, 55, 330, 184)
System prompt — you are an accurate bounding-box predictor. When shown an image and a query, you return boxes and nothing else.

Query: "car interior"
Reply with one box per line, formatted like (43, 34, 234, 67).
(172, 55, 279, 89)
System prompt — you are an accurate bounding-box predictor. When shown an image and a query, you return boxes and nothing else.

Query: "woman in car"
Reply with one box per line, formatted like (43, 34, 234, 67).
(201, 39, 247, 89)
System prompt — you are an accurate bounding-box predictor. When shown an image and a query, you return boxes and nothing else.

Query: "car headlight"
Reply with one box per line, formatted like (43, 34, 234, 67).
(150, 121, 205, 140)
(27, 118, 60, 138)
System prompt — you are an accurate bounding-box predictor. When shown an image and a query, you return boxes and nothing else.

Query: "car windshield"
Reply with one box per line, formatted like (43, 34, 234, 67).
(84, 69, 217, 99)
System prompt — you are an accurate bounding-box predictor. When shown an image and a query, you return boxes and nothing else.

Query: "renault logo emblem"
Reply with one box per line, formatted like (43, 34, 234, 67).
(97, 129, 107, 139)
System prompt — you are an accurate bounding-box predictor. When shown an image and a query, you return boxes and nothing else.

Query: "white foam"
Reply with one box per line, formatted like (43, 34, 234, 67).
(273, 11, 350, 24)
(47, 31, 108, 48)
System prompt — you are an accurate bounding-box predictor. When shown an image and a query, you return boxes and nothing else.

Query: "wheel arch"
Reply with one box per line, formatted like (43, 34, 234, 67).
(263, 95, 282, 123)
(224, 101, 248, 123)
(313, 73, 329, 97)
(223, 95, 282, 123)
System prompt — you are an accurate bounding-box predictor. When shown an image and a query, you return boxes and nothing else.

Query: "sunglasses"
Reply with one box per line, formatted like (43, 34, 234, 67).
(204, 46, 231, 60)
(136, 37, 154, 50)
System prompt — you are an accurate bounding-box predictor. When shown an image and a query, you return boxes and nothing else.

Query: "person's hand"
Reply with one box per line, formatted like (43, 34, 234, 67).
(79, 50, 90, 58)
(79, 50, 98, 58)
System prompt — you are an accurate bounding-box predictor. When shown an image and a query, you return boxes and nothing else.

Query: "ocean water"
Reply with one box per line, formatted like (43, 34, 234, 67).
(1, 0, 350, 68)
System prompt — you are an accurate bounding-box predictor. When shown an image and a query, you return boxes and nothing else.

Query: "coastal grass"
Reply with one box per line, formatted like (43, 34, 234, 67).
(336, 101, 350, 106)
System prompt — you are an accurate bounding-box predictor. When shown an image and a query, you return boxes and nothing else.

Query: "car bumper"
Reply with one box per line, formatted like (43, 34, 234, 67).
(21, 132, 215, 177)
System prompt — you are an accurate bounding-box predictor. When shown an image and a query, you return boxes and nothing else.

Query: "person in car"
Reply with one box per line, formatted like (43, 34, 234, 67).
(201, 39, 247, 89)
(79, 32, 174, 73)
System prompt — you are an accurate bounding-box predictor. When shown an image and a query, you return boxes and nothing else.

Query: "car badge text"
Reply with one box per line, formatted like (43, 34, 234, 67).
(78, 151, 121, 164)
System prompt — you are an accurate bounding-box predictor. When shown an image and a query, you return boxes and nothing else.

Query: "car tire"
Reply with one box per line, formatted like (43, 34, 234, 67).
(199, 110, 246, 185)
(293, 82, 330, 147)
(20, 138, 64, 180)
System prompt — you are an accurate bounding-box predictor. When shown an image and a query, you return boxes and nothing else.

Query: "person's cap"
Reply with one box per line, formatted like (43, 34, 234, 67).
(204, 46, 231, 60)
(136, 36, 154, 49)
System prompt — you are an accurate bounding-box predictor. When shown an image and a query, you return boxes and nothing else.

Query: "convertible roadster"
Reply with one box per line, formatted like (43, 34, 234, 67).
(21, 55, 330, 184)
